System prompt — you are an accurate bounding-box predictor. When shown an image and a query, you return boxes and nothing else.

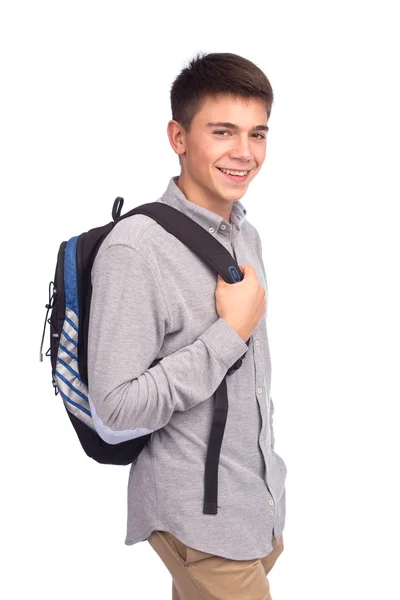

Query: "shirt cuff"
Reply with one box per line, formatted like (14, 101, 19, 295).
(199, 317, 250, 369)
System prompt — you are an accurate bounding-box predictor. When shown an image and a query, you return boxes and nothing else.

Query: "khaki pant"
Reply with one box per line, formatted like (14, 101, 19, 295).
(147, 530, 284, 600)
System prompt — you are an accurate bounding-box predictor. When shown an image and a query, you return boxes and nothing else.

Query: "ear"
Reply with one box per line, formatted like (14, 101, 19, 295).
(167, 119, 186, 160)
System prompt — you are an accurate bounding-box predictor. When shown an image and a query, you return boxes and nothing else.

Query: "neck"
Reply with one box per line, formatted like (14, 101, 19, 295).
(176, 172, 234, 223)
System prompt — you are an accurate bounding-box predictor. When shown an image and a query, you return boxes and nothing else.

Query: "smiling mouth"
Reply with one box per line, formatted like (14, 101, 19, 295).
(216, 167, 252, 174)
(216, 167, 252, 182)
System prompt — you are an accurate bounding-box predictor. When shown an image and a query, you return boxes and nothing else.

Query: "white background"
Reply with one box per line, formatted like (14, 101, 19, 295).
(1, 1, 399, 598)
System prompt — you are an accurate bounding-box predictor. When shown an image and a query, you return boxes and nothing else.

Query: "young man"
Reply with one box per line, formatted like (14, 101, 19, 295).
(88, 52, 287, 600)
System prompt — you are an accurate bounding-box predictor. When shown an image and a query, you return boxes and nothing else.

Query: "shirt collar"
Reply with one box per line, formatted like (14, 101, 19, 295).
(158, 175, 247, 234)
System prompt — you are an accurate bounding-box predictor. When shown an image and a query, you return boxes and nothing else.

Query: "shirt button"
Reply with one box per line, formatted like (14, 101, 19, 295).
(269, 499, 274, 506)
(269, 510, 274, 516)
(258, 387, 262, 393)
(255, 340, 260, 346)
(208, 227, 215, 234)
(220, 223, 226, 230)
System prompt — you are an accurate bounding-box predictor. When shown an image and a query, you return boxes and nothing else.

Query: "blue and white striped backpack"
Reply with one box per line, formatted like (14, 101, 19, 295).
(40, 196, 249, 515)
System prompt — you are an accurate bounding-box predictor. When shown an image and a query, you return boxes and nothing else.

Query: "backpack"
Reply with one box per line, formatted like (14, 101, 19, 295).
(40, 197, 250, 515)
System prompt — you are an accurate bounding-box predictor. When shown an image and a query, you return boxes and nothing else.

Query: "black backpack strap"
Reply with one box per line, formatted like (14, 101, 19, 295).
(117, 202, 250, 515)
(117, 201, 244, 284)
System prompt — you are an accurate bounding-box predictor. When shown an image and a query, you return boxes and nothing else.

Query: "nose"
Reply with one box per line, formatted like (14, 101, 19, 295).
(229, 134, 254, 163)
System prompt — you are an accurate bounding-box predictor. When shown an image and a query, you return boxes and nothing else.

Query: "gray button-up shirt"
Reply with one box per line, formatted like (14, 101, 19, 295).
(87, 175, 288, 560)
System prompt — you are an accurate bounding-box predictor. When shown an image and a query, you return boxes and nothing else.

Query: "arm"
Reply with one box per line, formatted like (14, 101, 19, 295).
(87, 243, 248, 441)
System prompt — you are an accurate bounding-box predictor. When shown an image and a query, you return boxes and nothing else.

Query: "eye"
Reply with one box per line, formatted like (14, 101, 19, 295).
(213, 130, 266, 140)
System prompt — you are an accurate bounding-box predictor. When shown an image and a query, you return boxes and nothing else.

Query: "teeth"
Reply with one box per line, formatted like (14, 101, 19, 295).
(219, 168, 248, 176)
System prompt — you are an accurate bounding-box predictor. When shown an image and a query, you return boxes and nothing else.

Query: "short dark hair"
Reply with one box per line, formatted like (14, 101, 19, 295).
(170, 51, 274, 136)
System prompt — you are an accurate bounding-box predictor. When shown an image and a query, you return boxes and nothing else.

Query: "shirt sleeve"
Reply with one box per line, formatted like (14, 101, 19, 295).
(87, 243, 249, 441)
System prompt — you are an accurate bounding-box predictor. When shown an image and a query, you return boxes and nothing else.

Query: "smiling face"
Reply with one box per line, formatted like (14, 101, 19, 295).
(167, 93, 269, 221)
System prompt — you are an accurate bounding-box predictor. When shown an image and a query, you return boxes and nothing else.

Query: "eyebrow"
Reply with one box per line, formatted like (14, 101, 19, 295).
(206, 121, 269, 132)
